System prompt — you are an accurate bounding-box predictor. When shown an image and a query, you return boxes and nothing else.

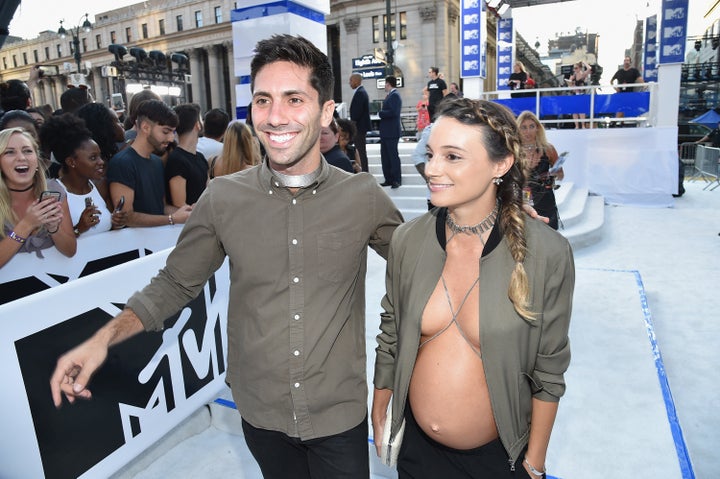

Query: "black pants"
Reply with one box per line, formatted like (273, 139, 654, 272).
(355, 130, 369, 172)
(242, 416, 370, 479)
(398, 405, 531, 479)
(380, 137, 401, 185)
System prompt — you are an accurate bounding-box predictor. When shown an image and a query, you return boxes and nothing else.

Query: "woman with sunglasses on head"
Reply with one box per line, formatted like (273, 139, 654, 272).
(517, 111, 563, 230)
(373, 98, 574, 479)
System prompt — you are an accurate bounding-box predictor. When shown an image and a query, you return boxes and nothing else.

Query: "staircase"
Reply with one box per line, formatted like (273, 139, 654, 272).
(367, 142, 604, 249)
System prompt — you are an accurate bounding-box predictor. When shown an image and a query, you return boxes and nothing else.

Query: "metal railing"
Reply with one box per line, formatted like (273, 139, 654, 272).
(479, 82, 657, 129)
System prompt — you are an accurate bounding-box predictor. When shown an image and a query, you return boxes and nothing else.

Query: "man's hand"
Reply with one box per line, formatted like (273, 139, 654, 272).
(50, 311, 144, 407)
(50, 336, 109, 407)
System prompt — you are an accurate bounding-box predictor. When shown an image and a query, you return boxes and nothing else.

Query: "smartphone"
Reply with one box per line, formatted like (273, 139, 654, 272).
(84, 197, 93, 208)
(40, 190, 61, 202)
(114, 196, 125, 213)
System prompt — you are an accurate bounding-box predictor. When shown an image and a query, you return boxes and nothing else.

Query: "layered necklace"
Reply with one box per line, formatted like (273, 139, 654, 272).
(272, 167, 322, 189)
(446, 200, 499, 245)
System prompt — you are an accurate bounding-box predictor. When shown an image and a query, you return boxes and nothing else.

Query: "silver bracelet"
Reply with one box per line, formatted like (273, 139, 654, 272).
(524, 457, 546, 477)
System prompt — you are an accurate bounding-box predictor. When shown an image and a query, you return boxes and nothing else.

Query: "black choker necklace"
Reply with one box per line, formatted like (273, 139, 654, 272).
(8, 183, 35, 193)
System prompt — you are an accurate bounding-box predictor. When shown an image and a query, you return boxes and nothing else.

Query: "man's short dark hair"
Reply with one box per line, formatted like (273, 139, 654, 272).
(173, 103, 201, 136)
(385, 76, 397, 88)
(250, 34, 334, 105)
(135, 100, 179, 128)
(429, 66, 439, 75)
(0, 79, 31, 111)
(203, 108, 230, 139)
(60, 87, 91, 114)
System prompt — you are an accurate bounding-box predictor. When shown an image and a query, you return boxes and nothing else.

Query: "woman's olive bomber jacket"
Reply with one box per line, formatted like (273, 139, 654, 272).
(374, 207, 575, 466)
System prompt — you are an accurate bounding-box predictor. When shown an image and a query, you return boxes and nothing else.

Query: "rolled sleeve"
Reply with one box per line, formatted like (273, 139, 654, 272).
(532, 240, 575, 401)
(374, 237, 399, 390)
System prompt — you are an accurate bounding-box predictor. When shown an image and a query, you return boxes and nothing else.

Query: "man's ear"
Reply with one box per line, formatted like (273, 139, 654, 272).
(321, 100, 336, 127)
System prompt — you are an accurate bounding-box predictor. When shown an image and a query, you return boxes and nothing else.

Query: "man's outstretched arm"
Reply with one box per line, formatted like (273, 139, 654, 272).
(50, 309, 145, 408)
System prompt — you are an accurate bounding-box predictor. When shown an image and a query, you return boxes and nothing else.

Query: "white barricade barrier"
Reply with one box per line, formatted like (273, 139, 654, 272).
(0, 233, 230, 479)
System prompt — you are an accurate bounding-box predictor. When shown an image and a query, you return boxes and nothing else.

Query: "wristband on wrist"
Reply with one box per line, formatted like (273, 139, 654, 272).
(8, 230, 26, 244)
(168, 214, 175, 225)
(47, 226, 59, 234)
(524, 457, 546, 478)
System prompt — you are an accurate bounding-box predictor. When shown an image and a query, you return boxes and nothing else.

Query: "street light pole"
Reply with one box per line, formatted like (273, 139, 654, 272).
(58, 13, 92, 74)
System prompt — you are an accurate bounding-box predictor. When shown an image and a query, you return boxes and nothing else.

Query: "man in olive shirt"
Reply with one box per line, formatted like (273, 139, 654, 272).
(51, 35, 402, 478)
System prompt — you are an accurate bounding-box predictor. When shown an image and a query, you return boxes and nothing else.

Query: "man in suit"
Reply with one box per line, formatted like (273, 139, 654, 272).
(378, 75, 402, 188)
(348, 73, 371, 172)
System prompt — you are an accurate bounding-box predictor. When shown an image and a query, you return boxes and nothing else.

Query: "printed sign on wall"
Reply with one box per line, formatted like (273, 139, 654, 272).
(659, 0, 688, 64)
(496, 17, 514, 90)
(644, 14, 658, 81)
(460, 0, 486, 78)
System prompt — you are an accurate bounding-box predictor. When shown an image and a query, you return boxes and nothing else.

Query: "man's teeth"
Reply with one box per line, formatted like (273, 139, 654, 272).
(270, 133, 293, 143)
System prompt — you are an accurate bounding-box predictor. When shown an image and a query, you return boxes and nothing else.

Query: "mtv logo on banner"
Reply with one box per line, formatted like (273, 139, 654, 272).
(659, 0, 688, 64)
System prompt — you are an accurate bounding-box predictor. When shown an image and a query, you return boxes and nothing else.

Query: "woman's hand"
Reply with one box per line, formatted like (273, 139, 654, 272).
(111, 210, 128, 229)
(76, 205, 101, 235)
(25, 197, 63, 232)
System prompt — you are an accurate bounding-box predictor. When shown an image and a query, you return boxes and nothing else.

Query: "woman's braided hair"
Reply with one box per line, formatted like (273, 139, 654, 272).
(435, 98, 535, 320)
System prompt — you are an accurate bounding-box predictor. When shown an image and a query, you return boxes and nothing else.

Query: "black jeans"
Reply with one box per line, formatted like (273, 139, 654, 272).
(242, 416, 370, 479)
(397, 405, 531, 479)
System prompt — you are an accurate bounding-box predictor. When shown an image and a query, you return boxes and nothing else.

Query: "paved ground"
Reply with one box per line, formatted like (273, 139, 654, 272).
(115, 178, 719, 479)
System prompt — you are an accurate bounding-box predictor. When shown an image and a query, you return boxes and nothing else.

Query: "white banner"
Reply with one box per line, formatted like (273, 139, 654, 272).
(0, 241, 230, 478)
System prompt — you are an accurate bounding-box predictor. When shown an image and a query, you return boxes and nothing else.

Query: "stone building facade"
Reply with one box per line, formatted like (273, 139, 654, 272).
(0, 0, 506, 116)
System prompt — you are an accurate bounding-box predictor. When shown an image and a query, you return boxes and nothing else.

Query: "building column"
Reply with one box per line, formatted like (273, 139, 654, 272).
(187, 48, 206, 112)
(206, 44, 224, 111)
(91, 68, 105, 105)
(31, 82, 44, 107)
(54, 78, 65, 109)
(224, 40, 237, 115)
(43, 79, 55, 109)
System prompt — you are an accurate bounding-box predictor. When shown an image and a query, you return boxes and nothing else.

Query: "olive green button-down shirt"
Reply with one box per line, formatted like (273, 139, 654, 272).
(127, 158, 403, 440)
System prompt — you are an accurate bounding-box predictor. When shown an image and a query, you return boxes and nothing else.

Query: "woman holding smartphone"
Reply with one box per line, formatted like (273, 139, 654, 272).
(0, 127, 76, 267)
(39, 114, 128, 237)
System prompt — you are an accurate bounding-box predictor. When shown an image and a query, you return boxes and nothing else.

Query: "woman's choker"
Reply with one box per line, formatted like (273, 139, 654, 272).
(8, 183, 35, 193)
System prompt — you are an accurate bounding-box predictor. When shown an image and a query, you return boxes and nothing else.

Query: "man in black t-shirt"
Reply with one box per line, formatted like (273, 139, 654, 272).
(426, 66, 447, 119)
(697, 121, 720, 147)
(611, 56, 643, 93)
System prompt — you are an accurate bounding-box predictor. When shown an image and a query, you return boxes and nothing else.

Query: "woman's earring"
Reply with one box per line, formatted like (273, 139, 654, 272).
(492, 177, 503, 185)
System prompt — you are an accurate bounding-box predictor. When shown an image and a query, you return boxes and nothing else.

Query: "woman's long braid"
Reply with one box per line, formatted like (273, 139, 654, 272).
(435, 99, 535, 320)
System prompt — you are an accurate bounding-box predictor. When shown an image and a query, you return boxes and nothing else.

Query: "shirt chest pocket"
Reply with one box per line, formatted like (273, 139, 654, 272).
(317, 229, 363, 283)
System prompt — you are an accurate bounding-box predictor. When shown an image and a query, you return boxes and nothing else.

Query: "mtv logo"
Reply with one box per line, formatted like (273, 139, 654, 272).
(663, 26, 683, 39)
(663, 44, 682, 56)
(647, 43, 657, 52)
(499, 31, 511, 41)
(499, 19, 511, 28)
(464, 60, 479, 70)
(499, 55, 511, 63)
(499, 78, 509, 86)
(646, 69, 658, 77)
(498, 44, 512, 53)
(664, 7, 685, 20)
(647, 17, 657, 27)
(464, 14, 479, 24)
(464, 45, 479, 55)
(464, 29, 479, 40)
(499, 66, 511, 75)
(645, 55, 656, 64)
(463, 0, 478, 8)
(648, 30, 657, 40)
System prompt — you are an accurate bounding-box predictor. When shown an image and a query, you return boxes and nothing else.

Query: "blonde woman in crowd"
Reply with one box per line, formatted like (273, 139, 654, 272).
(209, 121, 261, 179)
(0, 128, 76, 267)
(373, 98, 573, 478)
